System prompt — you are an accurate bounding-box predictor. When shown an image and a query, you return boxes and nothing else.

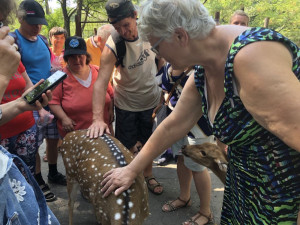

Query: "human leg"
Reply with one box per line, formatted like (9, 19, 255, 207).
(162, 155, 192, 211)
(138, 108, 163, 194)
(181, 169, 213, 225)
(45, 118, 66, 185)
(32, 111, 56, 201)
(182, 137, 213, 225)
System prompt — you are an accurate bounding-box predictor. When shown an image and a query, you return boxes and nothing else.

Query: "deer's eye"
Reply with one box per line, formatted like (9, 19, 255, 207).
(200, 151, 207, 156)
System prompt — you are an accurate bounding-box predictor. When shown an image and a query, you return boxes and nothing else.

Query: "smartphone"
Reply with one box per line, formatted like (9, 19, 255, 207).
(24, 70, 67, 105)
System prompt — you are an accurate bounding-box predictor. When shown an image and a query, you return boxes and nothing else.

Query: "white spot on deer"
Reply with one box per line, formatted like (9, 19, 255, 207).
(131, 213, 136, 219)
(117, 199, 122, 205)
(129, 202, 133, 208)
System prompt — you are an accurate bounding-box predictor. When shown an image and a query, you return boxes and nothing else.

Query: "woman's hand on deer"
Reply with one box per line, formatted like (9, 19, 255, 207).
(101, 166, 137, 197)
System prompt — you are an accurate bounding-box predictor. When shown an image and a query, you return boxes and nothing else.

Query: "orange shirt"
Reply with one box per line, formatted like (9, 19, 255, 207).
(49, 65, 113, 137)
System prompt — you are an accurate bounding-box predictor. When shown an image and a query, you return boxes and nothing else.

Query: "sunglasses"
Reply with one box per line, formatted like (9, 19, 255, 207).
(151, 37, 164, 55)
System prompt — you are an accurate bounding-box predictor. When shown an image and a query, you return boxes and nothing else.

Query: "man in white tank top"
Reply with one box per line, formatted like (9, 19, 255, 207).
(88, 0, 163, 195)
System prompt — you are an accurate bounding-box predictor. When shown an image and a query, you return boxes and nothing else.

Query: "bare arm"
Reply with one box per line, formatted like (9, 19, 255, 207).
(21, 71, 33, 91)
(49, 104, 76, 132)
(21, 71, 51, 123)
(101, 75, 203, 196)
(0, 81, 52, 125)
(234, 41, 300, 152)
(0, 26, 21, 100)
(87, 45, 116, 138)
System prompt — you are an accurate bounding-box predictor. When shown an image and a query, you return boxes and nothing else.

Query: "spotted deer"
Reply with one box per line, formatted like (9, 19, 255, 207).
(60, 130, 149, 225)
(182, 142, 228, 184)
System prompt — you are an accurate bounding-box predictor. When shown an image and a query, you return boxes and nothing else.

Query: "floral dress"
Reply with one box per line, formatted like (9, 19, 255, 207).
(194, 27, 300, 224)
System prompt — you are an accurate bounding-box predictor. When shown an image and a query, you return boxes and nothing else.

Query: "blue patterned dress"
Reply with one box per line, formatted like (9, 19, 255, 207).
(194, 27, 300, 224)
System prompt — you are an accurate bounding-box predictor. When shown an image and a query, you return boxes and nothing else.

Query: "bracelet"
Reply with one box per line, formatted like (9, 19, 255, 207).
(0, 107, 2, 120)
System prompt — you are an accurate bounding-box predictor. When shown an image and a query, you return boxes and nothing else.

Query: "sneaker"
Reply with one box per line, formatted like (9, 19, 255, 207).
(48, 172, 67, 186)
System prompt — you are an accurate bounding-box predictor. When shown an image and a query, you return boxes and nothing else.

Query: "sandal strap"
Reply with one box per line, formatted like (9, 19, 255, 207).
(145, 176, 161, 185)
(193, 211, 213, 225)
(163, 197, 191, 212)
(183, 211, 213, 225)
(177, 197, 191, 206)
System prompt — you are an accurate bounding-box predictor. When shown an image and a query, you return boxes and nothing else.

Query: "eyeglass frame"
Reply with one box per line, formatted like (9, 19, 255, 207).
(150, 37, 164, 55)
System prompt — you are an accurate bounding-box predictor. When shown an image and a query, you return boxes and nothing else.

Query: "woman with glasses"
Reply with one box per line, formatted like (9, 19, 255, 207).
(101, 0, 300, 224)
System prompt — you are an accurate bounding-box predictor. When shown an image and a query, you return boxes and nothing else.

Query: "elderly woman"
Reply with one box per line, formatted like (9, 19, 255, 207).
(99, 0, 300, 224)
(49, 36, 114, 138)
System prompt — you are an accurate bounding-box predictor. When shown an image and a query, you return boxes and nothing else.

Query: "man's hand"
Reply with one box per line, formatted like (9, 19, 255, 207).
(87, 119, 110, 138)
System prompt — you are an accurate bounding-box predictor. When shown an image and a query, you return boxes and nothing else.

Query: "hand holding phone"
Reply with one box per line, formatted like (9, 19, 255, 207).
(24, 70, 67, 105)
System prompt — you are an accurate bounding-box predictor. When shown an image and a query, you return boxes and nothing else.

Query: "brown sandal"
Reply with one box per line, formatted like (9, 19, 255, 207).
(182, 211, 214, 225)
(162, 197, 191, 212)
(145, 176, 163, 195)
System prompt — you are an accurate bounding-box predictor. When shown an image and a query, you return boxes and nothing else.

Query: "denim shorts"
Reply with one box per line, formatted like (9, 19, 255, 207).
(172, 135, 215, 172)
(115, 106, 154, 149)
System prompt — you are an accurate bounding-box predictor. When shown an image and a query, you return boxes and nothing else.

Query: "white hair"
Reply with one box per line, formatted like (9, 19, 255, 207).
(137, 0, 216, 42)
(97, 24, 115, 41)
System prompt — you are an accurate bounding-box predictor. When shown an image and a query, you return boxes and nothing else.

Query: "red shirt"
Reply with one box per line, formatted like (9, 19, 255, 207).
(0, 62, 35, 139)
(49, 65, 113, 137)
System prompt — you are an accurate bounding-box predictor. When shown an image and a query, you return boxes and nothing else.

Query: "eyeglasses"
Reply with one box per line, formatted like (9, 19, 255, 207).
(151, 37, 164, 55)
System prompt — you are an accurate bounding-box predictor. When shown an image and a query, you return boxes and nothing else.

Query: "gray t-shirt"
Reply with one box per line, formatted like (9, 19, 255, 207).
(106, 36, 161, 111)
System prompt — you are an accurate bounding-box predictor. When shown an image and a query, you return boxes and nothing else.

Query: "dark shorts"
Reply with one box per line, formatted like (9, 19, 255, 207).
(115, 106, 154, 149)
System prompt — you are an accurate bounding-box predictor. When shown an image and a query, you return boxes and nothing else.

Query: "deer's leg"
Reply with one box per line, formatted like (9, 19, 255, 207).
(67, 179, 79, 225)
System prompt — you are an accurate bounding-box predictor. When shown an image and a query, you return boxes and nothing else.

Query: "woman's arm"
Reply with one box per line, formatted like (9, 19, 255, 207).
(0, 81, 52, 125)
(49, 104, 76, 132)
(101, 75, 203, 196)
(0, 26, 21, 100)
(234, 41, 300, 151)
(21, 70, 33, 91)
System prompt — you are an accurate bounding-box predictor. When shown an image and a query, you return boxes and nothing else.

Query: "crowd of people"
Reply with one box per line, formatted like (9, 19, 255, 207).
(0, 0, 299, 224)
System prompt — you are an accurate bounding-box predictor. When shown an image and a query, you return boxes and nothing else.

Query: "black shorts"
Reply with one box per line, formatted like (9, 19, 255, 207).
(115, 106, 154, 149)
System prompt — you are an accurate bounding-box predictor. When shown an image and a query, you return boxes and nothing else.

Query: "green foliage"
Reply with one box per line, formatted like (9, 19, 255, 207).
(40, 8, 64, 37)
(205, 0, 300, 45)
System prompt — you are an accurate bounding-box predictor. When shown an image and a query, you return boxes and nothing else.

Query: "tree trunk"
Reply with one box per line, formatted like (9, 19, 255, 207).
(61, 0, 71, 36)
(215, 11, 220, 25)
(76, 0, 83, 37)
(264, 17, 270, 28)
(45, 0, 50, 15)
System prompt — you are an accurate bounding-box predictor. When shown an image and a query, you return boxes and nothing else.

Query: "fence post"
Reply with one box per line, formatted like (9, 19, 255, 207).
(264, 17, 270, 28)
(215, 12, 220, 25)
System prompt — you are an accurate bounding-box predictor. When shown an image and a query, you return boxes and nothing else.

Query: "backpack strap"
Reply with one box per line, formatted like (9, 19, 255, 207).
(9, 31, 51, 57)
(9, 31, 21, 53)
(111, 30, 126, 68)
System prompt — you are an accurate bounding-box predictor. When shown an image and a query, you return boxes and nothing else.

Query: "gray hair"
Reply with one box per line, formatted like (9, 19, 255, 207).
(97, 24, 114, 41)
(137, 0, 216, 42)
(0, 0, 16, 25)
